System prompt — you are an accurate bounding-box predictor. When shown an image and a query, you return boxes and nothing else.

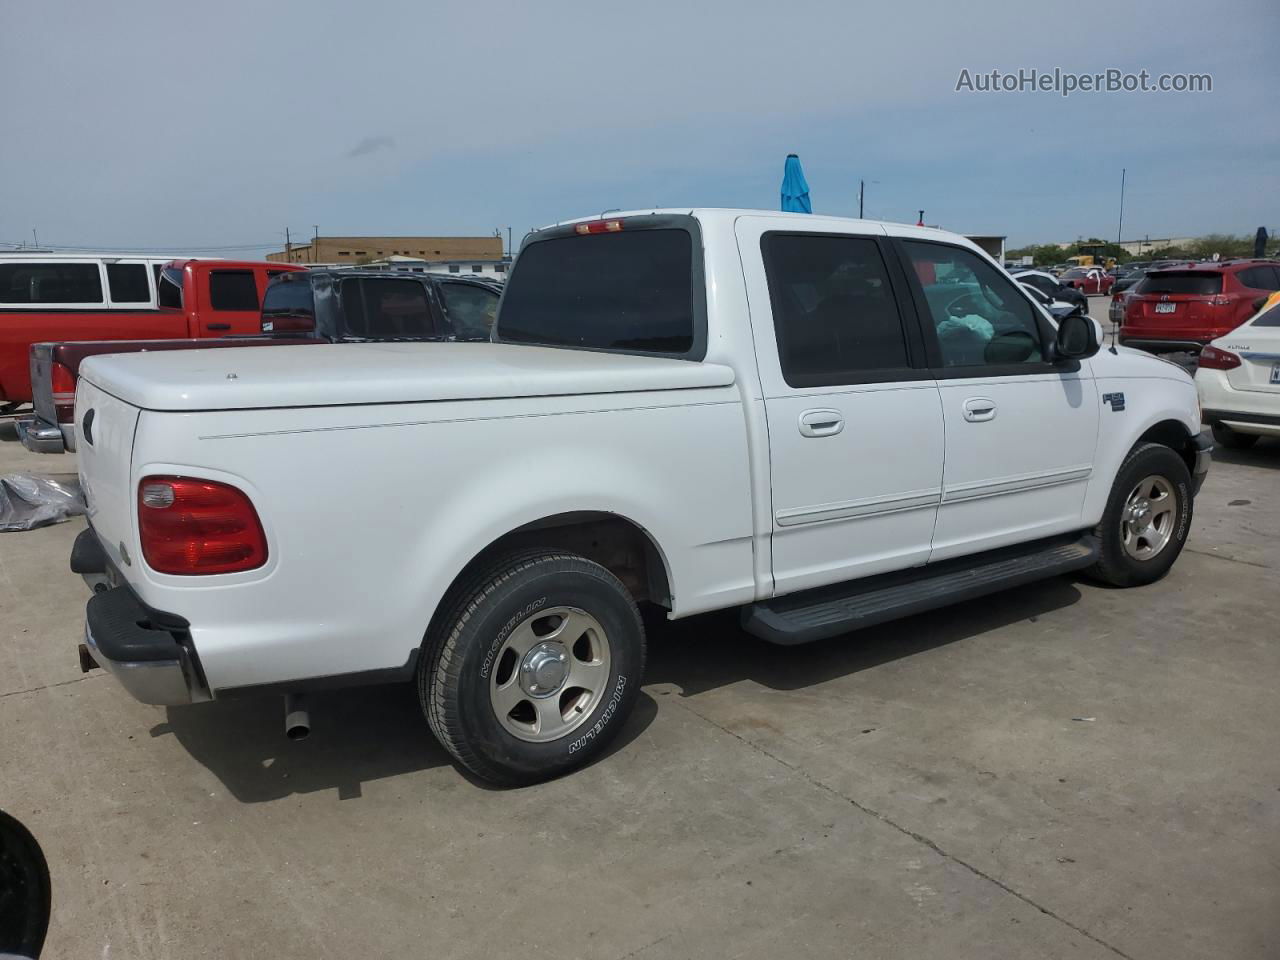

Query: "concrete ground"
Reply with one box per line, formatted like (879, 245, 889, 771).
(1, 406, 1277, 959)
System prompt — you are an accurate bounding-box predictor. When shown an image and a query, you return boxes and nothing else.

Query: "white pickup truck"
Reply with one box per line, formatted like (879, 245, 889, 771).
(72, 209, 1210, 785)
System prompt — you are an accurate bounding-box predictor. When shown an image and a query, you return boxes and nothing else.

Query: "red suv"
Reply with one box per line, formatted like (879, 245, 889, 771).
(1119, 260, 1280, 353)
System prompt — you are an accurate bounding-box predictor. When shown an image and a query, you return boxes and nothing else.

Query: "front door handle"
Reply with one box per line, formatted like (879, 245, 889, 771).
(962, 397, 997, 422)
(798, 408, 844, 438)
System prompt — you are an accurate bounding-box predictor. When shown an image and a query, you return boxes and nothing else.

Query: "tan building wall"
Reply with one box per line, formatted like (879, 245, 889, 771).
(267, 236, 503, 265)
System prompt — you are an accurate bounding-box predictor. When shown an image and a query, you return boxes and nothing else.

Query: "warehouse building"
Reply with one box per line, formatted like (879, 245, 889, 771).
(266, 234, 503, 265)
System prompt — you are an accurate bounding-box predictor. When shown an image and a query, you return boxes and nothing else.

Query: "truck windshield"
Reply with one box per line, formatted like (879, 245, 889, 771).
(498, 229, 695, 355)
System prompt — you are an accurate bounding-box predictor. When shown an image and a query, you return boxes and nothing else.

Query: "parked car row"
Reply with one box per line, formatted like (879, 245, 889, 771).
(5, 255, 501, 453)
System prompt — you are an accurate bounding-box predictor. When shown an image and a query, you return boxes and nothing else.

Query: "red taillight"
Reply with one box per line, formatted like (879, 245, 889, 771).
(137, 475, 267, 575)
(1207, 296, 1232, 307)
(573, 219, 624, 235)
(1198, 345, 1241, 370)
(51, 362, 76, 424)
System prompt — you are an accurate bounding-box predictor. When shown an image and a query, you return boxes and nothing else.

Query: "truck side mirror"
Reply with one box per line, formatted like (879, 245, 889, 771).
(1054, 313, 1100, 361)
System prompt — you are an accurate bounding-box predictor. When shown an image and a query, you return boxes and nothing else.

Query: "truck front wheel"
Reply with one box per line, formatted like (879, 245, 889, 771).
(1086, 442, 1193, 587)
(419, 551, 646, 785)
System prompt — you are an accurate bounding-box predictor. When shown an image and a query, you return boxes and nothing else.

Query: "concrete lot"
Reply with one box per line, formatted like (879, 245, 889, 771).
(1, 388, 1277, 959)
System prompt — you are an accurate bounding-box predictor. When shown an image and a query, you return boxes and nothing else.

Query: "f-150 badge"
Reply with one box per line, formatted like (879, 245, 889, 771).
(1102, 392, 1126, 412)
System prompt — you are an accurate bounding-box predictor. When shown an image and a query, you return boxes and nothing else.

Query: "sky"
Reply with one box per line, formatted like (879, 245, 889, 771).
(1, 0, 1277, 255)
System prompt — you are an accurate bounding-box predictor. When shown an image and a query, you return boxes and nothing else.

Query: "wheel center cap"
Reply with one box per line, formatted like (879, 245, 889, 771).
(520, 642, 569, 698)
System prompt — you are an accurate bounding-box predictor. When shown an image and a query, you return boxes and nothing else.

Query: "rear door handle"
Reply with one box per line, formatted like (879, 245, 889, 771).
(798, 408, 844, 438)
(962, 397, 997, 422)
(206, 323, 232, 331)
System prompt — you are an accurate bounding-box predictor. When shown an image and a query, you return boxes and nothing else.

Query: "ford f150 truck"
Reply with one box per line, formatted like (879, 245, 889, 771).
(70, 209, 1211, 785)
(16, 270, 501, 453)
(0, 256, 303, 412)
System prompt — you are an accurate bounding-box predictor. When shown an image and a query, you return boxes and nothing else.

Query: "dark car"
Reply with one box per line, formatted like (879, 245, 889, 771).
(1012, 270, 1090, 315)
(261, 269, 500, 342)
(1119, 260, 1280, 353)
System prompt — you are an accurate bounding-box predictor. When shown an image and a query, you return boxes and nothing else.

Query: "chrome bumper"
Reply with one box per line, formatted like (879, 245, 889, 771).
(77, 550, 210, 706)
(14, 415, 67, 454)
(83, 619, 196, 706)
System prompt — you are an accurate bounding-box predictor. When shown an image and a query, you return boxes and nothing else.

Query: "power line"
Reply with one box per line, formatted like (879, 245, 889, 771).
(0, 238, 279, 252)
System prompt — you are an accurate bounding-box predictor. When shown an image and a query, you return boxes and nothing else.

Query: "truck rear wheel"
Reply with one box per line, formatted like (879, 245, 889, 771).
(419, 551, 645, 785)
(1086, 442, 1193, 587)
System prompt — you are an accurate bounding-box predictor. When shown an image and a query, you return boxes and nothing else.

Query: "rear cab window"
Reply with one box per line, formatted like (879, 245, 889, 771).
(497, 218, 702, 358)
(1136, 272, 1223, 295)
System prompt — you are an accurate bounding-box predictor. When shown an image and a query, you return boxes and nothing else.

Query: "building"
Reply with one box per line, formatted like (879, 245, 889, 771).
(363, 255, 510, 279)
(1118, 236, 1196, 257)
(964, 234, 1007, 264)
(266, 235, 503, 265)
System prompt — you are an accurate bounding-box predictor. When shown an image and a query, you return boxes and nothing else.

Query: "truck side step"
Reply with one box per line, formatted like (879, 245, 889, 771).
(742, 534, 1098, 645)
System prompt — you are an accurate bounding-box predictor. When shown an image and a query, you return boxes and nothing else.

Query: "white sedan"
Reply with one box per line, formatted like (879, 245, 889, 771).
(1196, 294, 1280, 449)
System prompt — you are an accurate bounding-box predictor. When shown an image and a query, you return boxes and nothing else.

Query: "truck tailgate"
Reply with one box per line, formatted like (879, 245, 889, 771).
(75, 377, 140, 573)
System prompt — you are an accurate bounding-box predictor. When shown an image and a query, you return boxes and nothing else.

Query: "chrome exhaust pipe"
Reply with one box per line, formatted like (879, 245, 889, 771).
(283, 693, 310, 741)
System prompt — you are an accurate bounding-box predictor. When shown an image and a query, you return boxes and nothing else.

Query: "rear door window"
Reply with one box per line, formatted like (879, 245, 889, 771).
(340, 278, 437, 338)
(762, 233, 911, 386)
(499, 228, 696, 356)
(1251, 300, 1280, 327)
(157, 267, 184, 309)
(208, 270, 260, 311)
(106, 262, 151, 305)
(1135, 272, 1222, 295)
(0, 262, 104, 305)
(1238, 266, 1280, 291)
(438, 282, 499, 339)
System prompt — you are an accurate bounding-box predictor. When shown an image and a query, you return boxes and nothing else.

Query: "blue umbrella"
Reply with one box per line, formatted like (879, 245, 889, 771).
(780, 154, 812, 213)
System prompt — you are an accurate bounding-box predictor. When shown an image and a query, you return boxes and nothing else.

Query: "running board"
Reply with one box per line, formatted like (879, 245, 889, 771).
(743, 534, 1098, 645)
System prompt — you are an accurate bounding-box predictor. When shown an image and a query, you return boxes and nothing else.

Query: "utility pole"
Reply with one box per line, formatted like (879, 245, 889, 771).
(32, 228, 38, 247)
(1117, 168, 1126, 245)
(507, 227, 513, 258)
(313, 225, 319, 263)
(285, 227, 291, 262)
(859, 180, 864, 218)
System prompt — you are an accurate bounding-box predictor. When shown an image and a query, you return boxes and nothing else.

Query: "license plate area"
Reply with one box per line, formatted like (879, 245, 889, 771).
(1155, 302, 1177, 314)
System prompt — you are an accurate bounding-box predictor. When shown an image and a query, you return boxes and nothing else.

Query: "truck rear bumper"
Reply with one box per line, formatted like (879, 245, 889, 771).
(74, 529, 209, 706)
(14, 415, 70, 454)
(1191, 431, 1212, 496)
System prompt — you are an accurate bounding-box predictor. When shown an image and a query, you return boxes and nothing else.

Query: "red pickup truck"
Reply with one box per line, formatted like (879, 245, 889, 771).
(0, 255, 303, 411)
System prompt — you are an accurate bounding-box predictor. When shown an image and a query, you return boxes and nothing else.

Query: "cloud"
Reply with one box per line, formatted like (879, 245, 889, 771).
(347, 135, 396, 158)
